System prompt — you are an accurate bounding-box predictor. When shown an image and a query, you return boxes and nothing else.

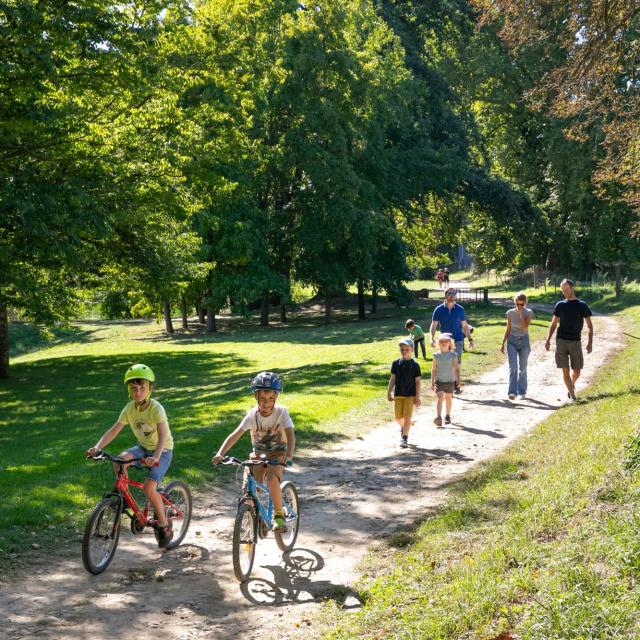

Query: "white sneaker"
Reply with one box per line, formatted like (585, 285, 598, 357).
(508, 393, 516, 400)
(519, 394, 526, 400)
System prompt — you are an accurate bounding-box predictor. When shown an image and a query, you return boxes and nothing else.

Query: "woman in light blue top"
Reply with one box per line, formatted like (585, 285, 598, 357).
(500, 292, 533, 400)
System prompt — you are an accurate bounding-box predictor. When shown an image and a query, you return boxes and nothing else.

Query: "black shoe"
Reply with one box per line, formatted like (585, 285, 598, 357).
(444, 415, 451, 424)
(454, 385, 461, 394)
(156, 522, 173, 548)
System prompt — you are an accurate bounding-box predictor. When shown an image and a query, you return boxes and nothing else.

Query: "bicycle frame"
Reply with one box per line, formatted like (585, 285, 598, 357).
(243, 471, 274, 527)
(97, 454, 184, 528)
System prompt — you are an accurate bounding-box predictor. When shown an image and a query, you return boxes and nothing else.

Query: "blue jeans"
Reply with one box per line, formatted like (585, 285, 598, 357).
(507, 334, 530, 396)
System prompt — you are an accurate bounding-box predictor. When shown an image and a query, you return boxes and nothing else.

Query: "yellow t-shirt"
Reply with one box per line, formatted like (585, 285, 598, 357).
(118, 399, 174, 451)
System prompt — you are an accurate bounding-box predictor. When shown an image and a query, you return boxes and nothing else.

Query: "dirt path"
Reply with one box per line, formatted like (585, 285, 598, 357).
(1, 314, 619, 640)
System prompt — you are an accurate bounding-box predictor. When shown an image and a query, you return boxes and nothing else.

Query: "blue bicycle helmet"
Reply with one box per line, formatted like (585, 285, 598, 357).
(250, 371, 283, 394)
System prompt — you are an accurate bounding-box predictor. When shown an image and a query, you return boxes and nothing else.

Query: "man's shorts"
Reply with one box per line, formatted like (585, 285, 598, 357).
(126, 445, 172, 483)
(394, 396, 415, 420)
(455, 340, 464, 362)
(435, 380, 455, 394)
(555, 338, 584, 370)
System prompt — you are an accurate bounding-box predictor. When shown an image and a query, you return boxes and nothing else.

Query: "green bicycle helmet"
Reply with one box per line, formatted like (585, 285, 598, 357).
(124, 364, 155, 400)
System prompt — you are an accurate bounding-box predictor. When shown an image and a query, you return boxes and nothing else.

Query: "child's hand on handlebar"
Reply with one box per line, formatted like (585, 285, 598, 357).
(144, 456, 159, 467)
(86, 447, 100, 458)
(211, 454, 224, 465)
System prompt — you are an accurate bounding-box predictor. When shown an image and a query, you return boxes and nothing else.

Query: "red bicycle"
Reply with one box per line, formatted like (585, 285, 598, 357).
(82, 450, 192, 575)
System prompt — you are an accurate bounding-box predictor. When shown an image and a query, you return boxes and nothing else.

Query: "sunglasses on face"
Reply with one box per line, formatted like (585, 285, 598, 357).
(516, 302, 525, 306)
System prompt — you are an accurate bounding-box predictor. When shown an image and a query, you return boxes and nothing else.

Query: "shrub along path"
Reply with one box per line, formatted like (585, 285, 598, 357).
(0, 314, 618, 640)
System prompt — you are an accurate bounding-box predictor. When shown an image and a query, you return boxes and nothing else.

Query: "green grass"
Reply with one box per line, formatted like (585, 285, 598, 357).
(317, 301, 640, 639)
(0, 298, 546, 570)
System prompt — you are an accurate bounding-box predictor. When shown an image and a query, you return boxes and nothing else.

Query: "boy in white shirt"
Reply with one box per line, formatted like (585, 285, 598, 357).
(212, 371, 295, 532)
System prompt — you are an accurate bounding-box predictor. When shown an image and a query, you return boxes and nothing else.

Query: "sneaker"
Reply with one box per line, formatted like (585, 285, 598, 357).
(444, 415, 451, 424)
(433, 416, 443, 427)
(273, 515, 287, 533)
(399, 435, 408, 448)
(156, 522, 173, 549)
(519, 394, 527, 400)
(508, 393, 516, 400)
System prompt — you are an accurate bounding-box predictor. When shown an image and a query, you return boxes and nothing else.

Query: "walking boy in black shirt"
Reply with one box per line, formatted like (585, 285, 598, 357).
(387, 338, 422, 448)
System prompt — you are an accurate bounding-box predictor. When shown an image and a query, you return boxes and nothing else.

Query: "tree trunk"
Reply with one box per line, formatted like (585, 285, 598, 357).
(0, 304, 9, 379)
(325, 294, 332, 322)
(206, 305, 217, 333)
(180, 294, 189, 330)
(357, 279, 366, 319)
(163, 300, 174, 334)
(370, 286, 378, 314)
(260, 295, 270, 327)
(615, 263, 622, 298)
(196, 298, 206, 324)
(280, 304, 287, 323)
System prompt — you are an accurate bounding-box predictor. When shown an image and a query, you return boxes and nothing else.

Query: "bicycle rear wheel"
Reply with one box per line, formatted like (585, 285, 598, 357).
(275, 481, 299, 552)
(232, 502, 257, 581)
(160, 480, 192, 550)
(82, 497, 121, 574)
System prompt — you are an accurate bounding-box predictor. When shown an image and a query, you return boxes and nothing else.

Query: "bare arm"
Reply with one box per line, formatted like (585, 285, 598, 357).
(147, 421, 169, 465)
(86, 421, 126, 456)
(284, 427, 296, 462)
(461, 320, 473, 346)
(387, 374, 396, 401)
(545, 315, 559, 350)
(501, 316, 512, 353)
(429, 320, 438, 346)
(585, 316, 594, 353)
(414, 376, 421, 406)
(211, 425, 246, 464)
(431, 360, 437, 389)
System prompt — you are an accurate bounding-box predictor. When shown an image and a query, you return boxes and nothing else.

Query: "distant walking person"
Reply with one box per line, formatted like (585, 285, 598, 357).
(430, 288, 473, 394)
(436, 269, 444, 289)
(405, 319, 427, 359)
(443, 268, 450, 287)
(545, 279, 593, 401)
(500, 292, 533, 400)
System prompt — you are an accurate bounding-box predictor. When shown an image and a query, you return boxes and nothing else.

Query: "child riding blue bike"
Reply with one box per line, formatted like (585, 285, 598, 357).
(212, 371, 295, 532)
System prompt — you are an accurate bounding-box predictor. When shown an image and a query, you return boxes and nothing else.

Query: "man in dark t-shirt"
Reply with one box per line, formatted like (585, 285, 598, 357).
(545, 278, 593, 400)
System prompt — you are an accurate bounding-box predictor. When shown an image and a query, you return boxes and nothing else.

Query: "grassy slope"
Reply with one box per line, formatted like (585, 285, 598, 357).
(318, 295, 640, 639)
(0, 299, 548, 569)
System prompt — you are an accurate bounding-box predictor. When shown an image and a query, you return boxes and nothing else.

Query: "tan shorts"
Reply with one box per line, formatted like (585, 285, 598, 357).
(555, 338, 584, 370)
(394, 396, 415, 420)
(250, 452, 285, 482)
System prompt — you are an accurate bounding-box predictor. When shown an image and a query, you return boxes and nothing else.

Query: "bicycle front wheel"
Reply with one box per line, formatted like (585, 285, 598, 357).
(275, 481, 299, 552)
(161, 480, 192, 550)
(232, 502, 257, 581)
(82, 497, 121, 574)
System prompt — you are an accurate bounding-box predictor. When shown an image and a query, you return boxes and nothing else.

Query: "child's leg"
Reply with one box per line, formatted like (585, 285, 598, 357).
(436, 391, 443, 416)
(266, 471, 283, 512)
(445, 392, 453, 416)
(144, 478, 168, 526)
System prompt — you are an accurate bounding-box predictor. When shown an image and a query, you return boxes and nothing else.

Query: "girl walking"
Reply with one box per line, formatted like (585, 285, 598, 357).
(431, 333, 459, 426)
(500, 292, 533, 400)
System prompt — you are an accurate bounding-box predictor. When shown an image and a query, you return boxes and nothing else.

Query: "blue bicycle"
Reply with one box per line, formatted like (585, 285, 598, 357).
(220, 456, 300, 581)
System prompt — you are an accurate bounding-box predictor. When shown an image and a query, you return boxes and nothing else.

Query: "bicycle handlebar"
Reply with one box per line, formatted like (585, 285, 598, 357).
(87, 450, 160, 467)
(219, 456, 285, 467)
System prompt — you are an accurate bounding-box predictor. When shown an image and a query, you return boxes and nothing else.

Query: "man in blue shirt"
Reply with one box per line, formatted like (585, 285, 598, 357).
(545, 278, 593, 401)
(430, 288, 473, 393)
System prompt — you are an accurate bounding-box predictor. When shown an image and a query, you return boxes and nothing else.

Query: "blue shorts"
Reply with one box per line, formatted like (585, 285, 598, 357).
(455, 340, 464, 363)
(126, 445, 172, 483)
